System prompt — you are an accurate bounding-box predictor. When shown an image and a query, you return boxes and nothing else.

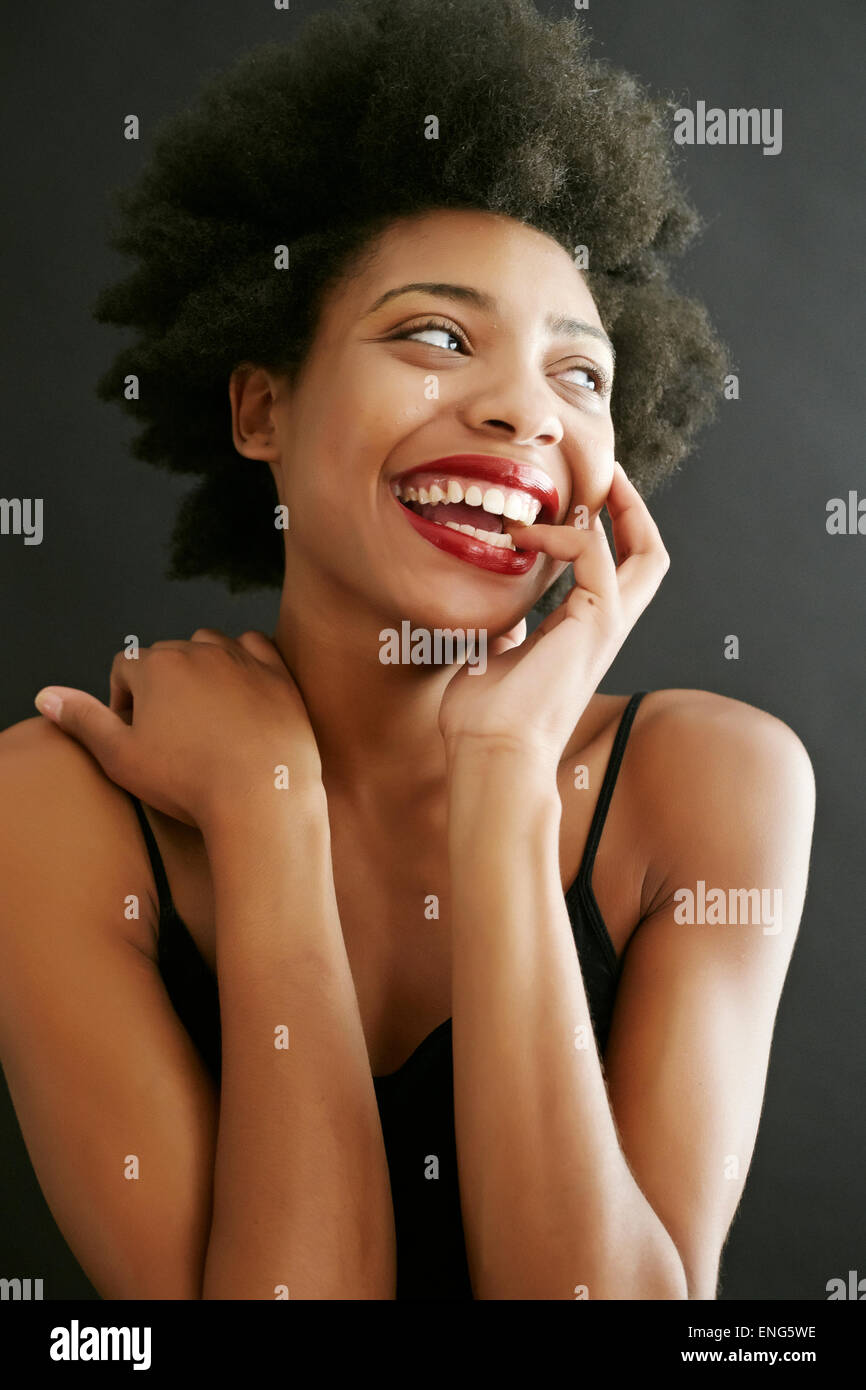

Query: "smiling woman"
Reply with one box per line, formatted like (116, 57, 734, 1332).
(0, 0, 815, 1304)
(227, 204, 640, 615)
(89, 0, 729, 616)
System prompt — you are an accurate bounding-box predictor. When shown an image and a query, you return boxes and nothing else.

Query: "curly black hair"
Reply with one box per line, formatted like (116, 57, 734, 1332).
(93, 0, 731, 616)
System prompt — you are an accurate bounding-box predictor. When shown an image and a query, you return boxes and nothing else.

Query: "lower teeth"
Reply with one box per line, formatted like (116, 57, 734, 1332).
(442, 521, 515, 549)
(403, 502, 517, 550)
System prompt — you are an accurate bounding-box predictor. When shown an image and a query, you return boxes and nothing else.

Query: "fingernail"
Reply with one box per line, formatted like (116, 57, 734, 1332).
(34, 688, 62, 720)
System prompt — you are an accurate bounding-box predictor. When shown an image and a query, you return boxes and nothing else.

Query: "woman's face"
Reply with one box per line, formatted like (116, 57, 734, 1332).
(237, 207, 616, 636)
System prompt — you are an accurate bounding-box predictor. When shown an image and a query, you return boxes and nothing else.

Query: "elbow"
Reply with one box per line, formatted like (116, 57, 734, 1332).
(590, 1251, 690, 1301)
(652, 1258, 690, 1301)
(471, 1238, 691, 1301)
(642, 1244, 720, 1301)
(96, 1265, 207, 1301)
(200, 1248, 396, 1300)
(627, 1227, 691, 1300)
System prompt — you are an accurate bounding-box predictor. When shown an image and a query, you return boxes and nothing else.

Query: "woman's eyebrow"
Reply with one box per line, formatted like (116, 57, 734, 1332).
(364, 281, 496, 316)
(363, 282, 615, 364)
(547, 314, 616, 366)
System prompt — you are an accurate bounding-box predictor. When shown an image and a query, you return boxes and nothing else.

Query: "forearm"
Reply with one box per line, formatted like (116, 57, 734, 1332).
(448, 750, 686, 1300)
(200, 788, 395, 1299)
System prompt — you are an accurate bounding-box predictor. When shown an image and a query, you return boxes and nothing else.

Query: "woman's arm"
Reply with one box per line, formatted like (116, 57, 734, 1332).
(0, 715, 395, 1299)
(24, 629, 397, 1298)
(447, 741, 687, 1300)
(0, 718, 221, 1299)
(438, 467, 814, 1299)
(199, 790, 395, 1299)
(446, 695, 814, 1300)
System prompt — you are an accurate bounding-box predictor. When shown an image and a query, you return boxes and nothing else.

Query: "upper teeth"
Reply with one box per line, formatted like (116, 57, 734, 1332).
(394, 477, 542, 525)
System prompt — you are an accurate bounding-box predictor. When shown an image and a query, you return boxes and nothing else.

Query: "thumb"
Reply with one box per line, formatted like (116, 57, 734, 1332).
(236, 629, 291, 673)
(34, 686, 129, 775)
(489, 618, 527, 657)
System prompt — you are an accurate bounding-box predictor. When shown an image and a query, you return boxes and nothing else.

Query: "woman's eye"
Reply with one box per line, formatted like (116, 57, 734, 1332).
(391, 323, 608, 394)
(404, 325, 463, 352)
(560, 365, 602, 392)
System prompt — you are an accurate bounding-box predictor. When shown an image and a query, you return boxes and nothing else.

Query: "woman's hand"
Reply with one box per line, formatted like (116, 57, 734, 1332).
(438, 462, 670, 772)
(33, 629, 323, 830)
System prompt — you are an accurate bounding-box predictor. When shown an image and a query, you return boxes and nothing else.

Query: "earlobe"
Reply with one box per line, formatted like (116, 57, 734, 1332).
(231, 419, 278, 464)
(229, 364, 281, 463)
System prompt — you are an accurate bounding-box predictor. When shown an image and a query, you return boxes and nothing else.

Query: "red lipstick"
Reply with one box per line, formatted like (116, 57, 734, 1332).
(395, 502, 539, 574)
(389, 453, 560, 576)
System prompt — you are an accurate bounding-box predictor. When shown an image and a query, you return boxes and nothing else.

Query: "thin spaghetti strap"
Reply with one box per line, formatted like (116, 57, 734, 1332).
(577, 691, 649, 890)
(127, 793, 174, 921)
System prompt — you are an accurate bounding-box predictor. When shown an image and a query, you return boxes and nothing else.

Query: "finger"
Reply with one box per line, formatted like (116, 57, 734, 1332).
(110, 640, 189, 716)
(109, 649, 136, 718)
(489, 618, 527, 657)
(235, 630, 290, 672)
(503, 515, 609, 560)
(505, 514, 618, 607)
(604, 462, 670, 603)
(189, 627, 234, 647)
(34, 686, 130, 777)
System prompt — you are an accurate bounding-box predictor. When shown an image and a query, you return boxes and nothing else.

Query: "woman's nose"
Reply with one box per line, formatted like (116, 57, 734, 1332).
(459, 366, 565, 449)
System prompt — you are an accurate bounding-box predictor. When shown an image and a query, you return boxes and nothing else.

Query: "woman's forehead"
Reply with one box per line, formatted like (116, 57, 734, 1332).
(338, 208, 600, 323)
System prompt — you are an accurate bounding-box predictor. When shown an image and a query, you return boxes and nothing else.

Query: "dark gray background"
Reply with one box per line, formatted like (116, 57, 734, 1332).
(1, 0, 862, 1300)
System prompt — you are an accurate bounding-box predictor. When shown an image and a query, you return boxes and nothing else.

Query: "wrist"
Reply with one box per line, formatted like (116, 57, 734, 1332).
(202, 787, 344, 967)
(198, 776, 330, 846)
(447, 749, 562, 895)
(445, 735, 561, 791)
(446, 741, 562, 825)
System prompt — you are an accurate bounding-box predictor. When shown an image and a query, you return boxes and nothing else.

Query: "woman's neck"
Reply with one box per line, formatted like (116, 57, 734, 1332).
(272, 583, 458, 799)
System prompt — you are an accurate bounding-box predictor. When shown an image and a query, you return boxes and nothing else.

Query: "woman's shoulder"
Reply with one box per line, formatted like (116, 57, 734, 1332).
(0, 715, 158, 957)
(0, 711, 128, 802)
(567, 686, 810, 776)
(629, 687, 812, 769)
(623, 689, 815, 914)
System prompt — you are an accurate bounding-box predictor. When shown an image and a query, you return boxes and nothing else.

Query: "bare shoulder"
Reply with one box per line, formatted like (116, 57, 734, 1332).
(628, 688, 816, 919)
(0, 716, 158, 958)
(0, 717, 219, 1299)
(631, 686, 814, 778)
(0, 712, 132, 817)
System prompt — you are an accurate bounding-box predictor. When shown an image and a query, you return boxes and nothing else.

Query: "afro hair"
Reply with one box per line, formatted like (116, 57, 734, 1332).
(92, 0, 731, 616)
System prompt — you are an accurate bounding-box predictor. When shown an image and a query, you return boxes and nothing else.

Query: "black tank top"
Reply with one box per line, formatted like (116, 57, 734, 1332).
(128, 690, 648, 1301)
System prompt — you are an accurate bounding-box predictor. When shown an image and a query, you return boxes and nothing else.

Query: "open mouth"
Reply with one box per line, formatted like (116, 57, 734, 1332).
(389, 455, 559, 575)
(393, 473, 543, 551)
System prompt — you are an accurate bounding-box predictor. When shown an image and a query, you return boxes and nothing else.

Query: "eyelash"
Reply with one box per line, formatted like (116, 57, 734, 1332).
(390, 316, 612, 395)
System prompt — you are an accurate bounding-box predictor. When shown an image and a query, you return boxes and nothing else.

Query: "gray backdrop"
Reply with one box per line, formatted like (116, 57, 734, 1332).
(1, 0, 862, 1300)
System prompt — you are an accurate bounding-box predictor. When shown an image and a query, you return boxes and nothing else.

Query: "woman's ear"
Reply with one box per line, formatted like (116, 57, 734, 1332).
(229, 364, 282, 463)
